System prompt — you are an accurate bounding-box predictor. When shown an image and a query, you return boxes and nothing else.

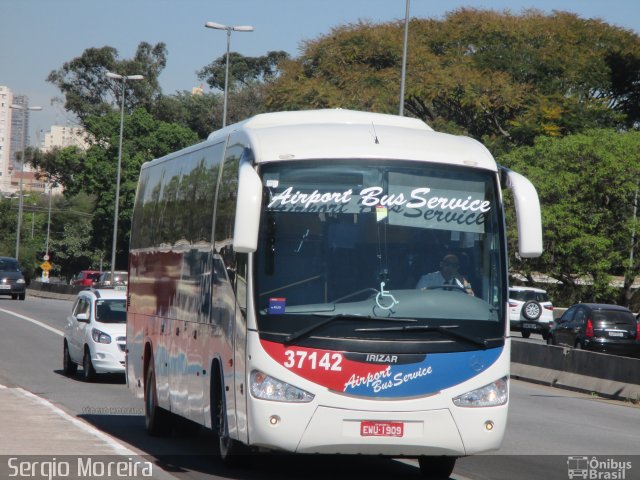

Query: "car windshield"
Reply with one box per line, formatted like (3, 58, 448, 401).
(254, 160, 506, 353)
(95, 299, 127, 323)
(0, 259, 20, 272)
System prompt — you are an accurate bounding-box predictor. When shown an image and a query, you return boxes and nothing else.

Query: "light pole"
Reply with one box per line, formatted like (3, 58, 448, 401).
(204, 21, 254, 127)
(45, 181, 54, 259)
(10, 104, 42, 260)
(399, 0, 410, 116)
(106, 72, 144, 284)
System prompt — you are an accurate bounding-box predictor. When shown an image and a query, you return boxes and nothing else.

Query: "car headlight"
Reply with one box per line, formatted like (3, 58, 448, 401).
(16, 278, 25, 284)
(250, 370, 314, 402)
(91, 328, 112, 344)
(453, 376, 508, 407)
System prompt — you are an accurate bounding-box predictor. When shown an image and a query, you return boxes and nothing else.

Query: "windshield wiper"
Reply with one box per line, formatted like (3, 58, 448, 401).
(284, 314, 416, 345)
(354, 324, 493, 349)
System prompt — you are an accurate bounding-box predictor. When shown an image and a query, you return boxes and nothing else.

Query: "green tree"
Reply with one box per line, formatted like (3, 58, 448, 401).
(267, 10, 640, 154)
(152, 91, 220, 140)
(78, 109, 198, 268)
(45, 193, 104, 280)
(0, 197, 18, 256)
(197, 50, 289, 91)
(47, 42, 167, 122)
(196, 50, 289, 127)
(501, 130, 640, 306)
(27, 146, 84, 192)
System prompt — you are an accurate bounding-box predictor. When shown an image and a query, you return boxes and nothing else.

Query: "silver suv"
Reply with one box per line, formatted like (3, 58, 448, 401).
(509, 286, 554, 339)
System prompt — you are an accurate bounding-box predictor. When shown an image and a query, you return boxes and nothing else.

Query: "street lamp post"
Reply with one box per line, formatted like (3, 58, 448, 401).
(10, 104, 42, 260)
(45, 181, 54, 260)
(204, 21, 254, 127)
(106, 72, 144, 284)
(399, 0, 410, 116)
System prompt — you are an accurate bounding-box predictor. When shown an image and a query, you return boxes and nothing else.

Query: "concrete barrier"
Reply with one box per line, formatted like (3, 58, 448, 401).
(27, 282, 80, 301)
(511, 339, 640, 402)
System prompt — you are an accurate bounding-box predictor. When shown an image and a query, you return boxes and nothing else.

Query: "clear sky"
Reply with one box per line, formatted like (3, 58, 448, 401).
(2, 0, 639, 144)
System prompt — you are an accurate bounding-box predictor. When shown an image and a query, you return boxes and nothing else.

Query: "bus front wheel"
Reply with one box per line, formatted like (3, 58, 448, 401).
(212, 366, 247, 464)
(418, 456, 456, 479)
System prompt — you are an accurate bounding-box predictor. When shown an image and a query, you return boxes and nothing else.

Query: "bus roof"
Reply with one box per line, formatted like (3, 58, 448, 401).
(208, 109, 498, 172)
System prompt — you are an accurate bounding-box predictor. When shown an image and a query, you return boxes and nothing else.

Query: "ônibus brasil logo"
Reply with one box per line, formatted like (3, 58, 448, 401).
(567, 456, 632, 480)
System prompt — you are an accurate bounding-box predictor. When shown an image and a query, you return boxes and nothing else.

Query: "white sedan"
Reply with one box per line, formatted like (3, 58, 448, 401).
(63, 287, 127, 381)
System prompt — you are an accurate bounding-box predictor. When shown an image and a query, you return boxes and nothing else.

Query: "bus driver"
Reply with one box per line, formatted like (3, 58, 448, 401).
(416, 254, 474, 295)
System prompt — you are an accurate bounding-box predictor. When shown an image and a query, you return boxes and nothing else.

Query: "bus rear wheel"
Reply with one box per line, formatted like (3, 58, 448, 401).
(418, 456, 456, 479)
(144, 357, 171, 436)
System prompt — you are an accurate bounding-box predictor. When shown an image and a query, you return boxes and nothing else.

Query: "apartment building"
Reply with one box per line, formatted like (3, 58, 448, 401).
(0, 85, 12, 194)
(42, 124, 89, 152)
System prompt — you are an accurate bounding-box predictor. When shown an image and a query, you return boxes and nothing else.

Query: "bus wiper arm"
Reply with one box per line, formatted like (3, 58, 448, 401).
(284, 314, 416, 345)
(354, 324, 490, 349)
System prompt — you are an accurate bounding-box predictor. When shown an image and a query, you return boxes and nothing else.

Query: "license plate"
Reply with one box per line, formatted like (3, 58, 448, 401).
(360, 421, 404, 437)
(607, 331, 624, 337)
(0, 285, 10, 289)
(522, 323, 538, 329)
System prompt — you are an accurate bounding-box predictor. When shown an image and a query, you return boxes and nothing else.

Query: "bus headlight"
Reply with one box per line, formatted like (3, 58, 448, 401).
(452, 376, 508, 407)
(250, 370, 314, 403)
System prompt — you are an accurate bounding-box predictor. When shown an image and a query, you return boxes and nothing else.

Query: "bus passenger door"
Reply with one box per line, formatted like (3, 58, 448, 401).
(232, 252, 249, 443)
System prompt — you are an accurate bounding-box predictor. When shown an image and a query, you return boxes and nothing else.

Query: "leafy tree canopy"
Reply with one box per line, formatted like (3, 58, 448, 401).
(47, 42, 167, 122)
(500, 129, 640, 306)
(267, 9, 640, 153)
(197, 50, 290, 92)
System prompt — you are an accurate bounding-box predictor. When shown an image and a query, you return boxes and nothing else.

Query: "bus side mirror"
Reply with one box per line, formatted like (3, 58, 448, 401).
(503, 168, 543, 258)
(233, 162, 262, 253)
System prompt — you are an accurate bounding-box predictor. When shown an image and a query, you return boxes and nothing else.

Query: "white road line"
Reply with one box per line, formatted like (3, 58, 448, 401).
(0, 307, 63, 336)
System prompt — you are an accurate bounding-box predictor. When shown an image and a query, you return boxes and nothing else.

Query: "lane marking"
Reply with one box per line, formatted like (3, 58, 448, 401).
(0, 307, 63, 336)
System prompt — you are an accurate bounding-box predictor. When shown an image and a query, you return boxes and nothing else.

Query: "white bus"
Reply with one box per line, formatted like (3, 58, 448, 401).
(127, 109, 542, 478)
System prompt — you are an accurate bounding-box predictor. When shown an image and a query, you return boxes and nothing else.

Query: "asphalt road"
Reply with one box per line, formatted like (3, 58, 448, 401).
(0, 296, 638, 480)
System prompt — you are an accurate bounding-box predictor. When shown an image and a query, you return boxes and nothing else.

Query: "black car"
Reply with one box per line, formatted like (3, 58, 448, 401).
(0, 257, 26, 300)
(547, 303, 640, 357)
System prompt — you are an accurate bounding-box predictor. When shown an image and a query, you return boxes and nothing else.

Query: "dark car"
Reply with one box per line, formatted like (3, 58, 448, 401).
(0, 257, 26, 300)
(547, 303, 640, 357)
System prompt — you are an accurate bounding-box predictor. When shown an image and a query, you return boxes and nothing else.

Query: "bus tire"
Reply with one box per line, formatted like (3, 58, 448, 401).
(211, 364, 247, 464)
(418, 456, 456, 479)
(144, 356, 171, 436)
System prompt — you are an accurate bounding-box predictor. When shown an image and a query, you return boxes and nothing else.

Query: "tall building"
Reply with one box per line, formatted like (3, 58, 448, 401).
(9, 94, 31, 174)
(0, 85, 13, 194)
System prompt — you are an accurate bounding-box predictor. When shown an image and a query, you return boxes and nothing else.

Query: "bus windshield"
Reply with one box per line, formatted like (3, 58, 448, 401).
(255, 160, 505, 352)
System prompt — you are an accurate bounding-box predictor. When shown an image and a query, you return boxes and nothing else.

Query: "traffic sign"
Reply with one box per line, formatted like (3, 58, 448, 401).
(40, 261, 52, 271)
(43, 254, 50, 261)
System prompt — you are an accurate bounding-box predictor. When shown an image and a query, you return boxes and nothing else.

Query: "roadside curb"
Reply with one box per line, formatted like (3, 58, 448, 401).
(0, 384, 178, 479)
